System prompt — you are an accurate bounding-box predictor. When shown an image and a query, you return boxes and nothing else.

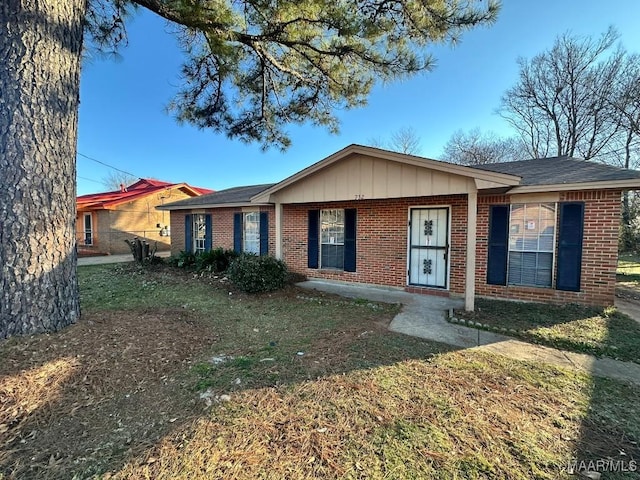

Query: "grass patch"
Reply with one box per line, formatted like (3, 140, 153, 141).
(114, 352, 640, 480)
(617, 252, 640, 284)
(455, 298, 640, 363)
(1, 264, 638, 479)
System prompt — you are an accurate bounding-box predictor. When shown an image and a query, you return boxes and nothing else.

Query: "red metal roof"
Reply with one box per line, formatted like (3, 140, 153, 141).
(77, 179, 214, 210)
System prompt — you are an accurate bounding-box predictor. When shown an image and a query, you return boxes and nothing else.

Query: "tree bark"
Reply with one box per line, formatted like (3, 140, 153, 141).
(0, 0, 84, 338)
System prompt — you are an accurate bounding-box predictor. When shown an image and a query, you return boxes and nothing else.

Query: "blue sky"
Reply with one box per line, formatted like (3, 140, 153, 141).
(77, 1, 640, 195)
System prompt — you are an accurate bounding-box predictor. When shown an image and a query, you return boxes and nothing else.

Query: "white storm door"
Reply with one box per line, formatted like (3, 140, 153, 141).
(408, 208, 449, 288)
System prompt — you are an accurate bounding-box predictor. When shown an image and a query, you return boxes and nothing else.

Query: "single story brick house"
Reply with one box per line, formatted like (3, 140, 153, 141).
(159, 145, 640, 310)
(77, 178, 213, 255)
(159, 184, 277, 256)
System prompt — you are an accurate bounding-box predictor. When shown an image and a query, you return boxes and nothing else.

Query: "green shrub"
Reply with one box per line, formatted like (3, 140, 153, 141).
(194, 249, 216, 271)
(168, 251, 196, 268)
(194, 248, 239, 273)
(169, 248, 239, 272)
(227, 254, 288, 293)
(213, 248, 239, 273)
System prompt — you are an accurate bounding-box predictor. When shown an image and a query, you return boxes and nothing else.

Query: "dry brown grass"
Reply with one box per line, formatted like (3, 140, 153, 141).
(113, 353, 638, 480)
(0, 310, 217, 479)
(1, 264, 639, 479)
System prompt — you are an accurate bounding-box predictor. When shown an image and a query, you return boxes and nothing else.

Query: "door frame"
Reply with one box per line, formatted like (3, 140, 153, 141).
(406, 205, 451, 289)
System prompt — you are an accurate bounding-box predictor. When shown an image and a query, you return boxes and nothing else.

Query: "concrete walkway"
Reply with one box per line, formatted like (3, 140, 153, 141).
(78, 251, 170, 266)
(298, 280, 640, 386)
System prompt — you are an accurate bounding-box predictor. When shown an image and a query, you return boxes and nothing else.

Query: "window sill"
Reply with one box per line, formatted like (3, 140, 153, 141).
(506, 283, 552, 290)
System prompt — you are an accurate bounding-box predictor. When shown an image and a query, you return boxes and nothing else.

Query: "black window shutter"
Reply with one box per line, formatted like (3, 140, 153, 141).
(184, 214, 192, 253)
(487, 205, 509, 285)
(204, 214, 212, 252)
(233, 213, 242, 253)
(308, 210, 319, 269)
(259, 211, 269, 256)
(344, 208, 357, 272)
(556, 202, 584, 291)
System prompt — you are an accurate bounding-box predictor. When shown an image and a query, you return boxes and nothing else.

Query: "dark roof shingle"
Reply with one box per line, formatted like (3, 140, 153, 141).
(161, 183, 275, 209)
(473, 156, 640, 185)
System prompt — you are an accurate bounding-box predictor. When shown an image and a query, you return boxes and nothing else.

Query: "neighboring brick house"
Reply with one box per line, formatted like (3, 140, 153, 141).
(157, 184, 276, 257)
(76, 179, 213, 255)
(162, 145, 640, 310)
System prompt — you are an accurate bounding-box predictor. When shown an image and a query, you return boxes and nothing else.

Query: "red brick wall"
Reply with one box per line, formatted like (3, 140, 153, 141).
(169, 206, 275, 256)
(169, 189, 621, 307)
(475, 189, 621, 306)
(282, 195, 469, 296)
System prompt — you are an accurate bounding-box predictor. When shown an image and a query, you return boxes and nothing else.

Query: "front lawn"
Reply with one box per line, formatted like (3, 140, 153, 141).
(618, 252, 640, 284)
(454, 298, 640, 363)
(1, 263, 638, 479)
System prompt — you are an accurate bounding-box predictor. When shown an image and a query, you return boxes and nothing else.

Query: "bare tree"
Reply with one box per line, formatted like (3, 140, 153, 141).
(442, 128, 526, 165)
(390, 127, 422, 155)
(367, 126, 422, 155)
(366, 135, 386, 150)
(610, 53, 640, 170)
(499, 27, 625, 160)
(498, 28, 640, 251)
(607, 53, 640, 251)
(102, 171, 139, 191)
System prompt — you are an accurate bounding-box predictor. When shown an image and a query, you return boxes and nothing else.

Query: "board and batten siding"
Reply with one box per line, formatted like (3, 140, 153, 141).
(269, 154, 479, 204)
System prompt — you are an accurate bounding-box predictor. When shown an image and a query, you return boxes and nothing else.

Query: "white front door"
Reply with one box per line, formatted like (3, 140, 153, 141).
(408, 208, 449, 288)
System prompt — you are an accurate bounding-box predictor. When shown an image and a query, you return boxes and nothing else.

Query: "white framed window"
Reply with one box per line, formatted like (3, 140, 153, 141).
(243, 211, 260, 254)
(83, 213, 93, 246)
(320, 209, 345, 269)
(192, 214, 206, 253)
(508, 203, 556, 287)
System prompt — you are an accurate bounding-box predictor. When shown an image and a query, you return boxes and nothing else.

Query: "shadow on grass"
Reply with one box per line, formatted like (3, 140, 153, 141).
(0, 265, 455, 479)
(2, 264, 639, 479)
(572, 338, 640, 478)
(0, 308, 219, 479)
(455, 298, 640, 363)
(617, 272, 640, 285)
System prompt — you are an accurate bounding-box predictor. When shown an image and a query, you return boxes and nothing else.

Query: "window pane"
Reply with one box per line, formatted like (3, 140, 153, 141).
(507, 203, 556, 288)
(320, 209, 345, 269)
(507, 252, 523, 285)
(536, 253, 553, 286)
(539, 234, 554, 251)
(84, 214, 92, 245)
(523, 235, 539, 250)
(193, 214, 206, 253)
(321, 244, 344, 269)
(508, 252, 553, 287)
(243, 212, 260, 254)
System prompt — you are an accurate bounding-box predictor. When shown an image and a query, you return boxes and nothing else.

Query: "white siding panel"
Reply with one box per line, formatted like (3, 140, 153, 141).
(372, 158, 388, 198)
(386, 161, 404, 198)
(359, 156, 374, 198)
(401, 164, 418, 197)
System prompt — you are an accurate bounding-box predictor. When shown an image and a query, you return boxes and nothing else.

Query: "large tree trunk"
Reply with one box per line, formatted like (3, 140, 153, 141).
(0, 0, 84, 338)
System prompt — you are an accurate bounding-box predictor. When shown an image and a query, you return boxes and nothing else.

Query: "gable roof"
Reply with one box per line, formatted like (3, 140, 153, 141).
(251, 144, 522, 203)
(77, 179, 214, 210)
(473, 156, 640, 192)
(158, 183, 276, 210)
